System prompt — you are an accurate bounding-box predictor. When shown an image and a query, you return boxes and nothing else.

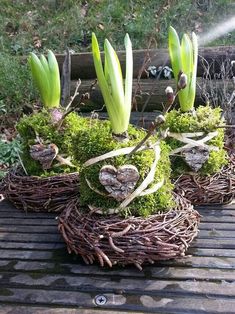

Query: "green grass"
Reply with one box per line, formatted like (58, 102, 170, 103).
(0, 0, 234, 119)
(1, 0, 234, 56)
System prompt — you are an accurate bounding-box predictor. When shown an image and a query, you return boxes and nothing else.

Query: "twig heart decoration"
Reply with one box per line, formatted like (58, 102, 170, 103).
(167, 131, 219, 172)
(30, 143, 75, 169)
(85, 142, 162, 212)
(99, 165, 140, 201)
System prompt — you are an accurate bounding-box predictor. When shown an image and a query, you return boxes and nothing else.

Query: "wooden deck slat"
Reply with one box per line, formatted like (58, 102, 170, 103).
(1, 226, 235, 237)
(0, 288, 235, 313)
(1, 233, 235, 249)
(0, 199, 235, 313)
(0, 242, 65, 250)
(0, 218, 57, 226)
(0, 306, 143, 314)
(0, 233, 62, 243)
(1, 272, 235, 296)
(1, 260, 235, 281)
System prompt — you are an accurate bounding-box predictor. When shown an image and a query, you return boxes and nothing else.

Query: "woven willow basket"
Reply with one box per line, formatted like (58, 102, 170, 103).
(0, 167, 79, 213)
(58, 193, 200, 269)
(174, 154, 235, 205)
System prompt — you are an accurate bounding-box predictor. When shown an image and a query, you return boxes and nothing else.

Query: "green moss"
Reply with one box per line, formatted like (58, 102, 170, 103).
(16, 109, 88, 176)
(73, 119, 174, 217)
(164, 106, 228, 176)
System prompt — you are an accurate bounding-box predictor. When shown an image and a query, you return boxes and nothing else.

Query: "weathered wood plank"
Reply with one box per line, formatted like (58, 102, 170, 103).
(0, 225, 58, 233)
(161, 256, 235, 269)
(0, 211, 226, 221)
(0, 212, 56, 219)
(1, 193, 235, 313)
(0, 250, 53, 260)
(0, 287, 235, 313)
(1, 273, 235, 297)
(188, 248, 235, 257)
(1, 232, 235, 247)
(1, 260, 235, 282)
(0, 218, 57, 226)
(56, 46, 235, 79)
(199, 230, 235, 238)
(0, 239, 234, 259)
(0, 306, 144, 314)
(1, 224, 235, 235)
(76, 78, 234, 112)
(0, 247, 235, 270)
(197, 209, 235, 216)
(0, 233, 62, 243)
(191, 238, 235, 249)
(199, 223, 235, 231)
(200, 216, 235, 223)
(0, 242, 64, 250)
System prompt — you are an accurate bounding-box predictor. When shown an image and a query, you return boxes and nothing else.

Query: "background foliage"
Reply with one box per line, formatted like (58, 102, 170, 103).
(0, 0, 234, 117)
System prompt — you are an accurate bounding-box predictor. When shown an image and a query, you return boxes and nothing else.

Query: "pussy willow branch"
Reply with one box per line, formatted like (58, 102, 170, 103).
(57, 79, 94, 131)
(65, 79, 81, 112)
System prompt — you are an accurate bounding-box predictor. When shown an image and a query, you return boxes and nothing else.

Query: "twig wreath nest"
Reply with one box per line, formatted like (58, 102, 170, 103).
(0, 110, 86, 213)
(174, 154, 235, 205)
(163, 106, 235, 205)
(58, 193, 199, 269)
(0, 49, 88, 213)
(56, 116, 200, 268)
(0, 167, 79, 213)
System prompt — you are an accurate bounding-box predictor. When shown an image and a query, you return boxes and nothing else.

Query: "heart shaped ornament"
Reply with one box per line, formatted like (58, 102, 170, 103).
(182, 147, 210, 172)
(99, 165, 140, 201)
(30, 143, 59, 170)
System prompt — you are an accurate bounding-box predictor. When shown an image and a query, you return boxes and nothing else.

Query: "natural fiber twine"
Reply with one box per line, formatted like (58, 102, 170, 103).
(58, 193, 200, 269)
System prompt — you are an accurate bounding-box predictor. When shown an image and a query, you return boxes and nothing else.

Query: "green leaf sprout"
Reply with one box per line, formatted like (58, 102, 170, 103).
(92, 33, 133, 135)
(168, 26, 198, 112)
(28, 50, 61, 109)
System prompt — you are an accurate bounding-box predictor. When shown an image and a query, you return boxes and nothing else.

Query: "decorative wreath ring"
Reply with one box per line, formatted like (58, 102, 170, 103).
(0, 167, 79, 213)
(174, 154, 235, 205)
(58, 193, 200, 269)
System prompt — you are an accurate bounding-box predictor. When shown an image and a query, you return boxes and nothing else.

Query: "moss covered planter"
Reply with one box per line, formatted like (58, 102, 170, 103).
(0, 110, 86, 213)
(164, 106, 235, 205)
(57, 119, 200, 268)
(58, 193, 199, 269)
(72, 118, 174, 216)
(0, 167, 79, 213)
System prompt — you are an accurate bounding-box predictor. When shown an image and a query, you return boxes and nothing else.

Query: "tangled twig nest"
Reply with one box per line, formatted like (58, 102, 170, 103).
(0, 167, 79, 213)
(174, 154, 235, 205)
(58, 193, 200, 269)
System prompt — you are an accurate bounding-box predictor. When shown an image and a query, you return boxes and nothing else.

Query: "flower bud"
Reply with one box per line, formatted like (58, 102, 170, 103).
(155, 114, 165, 125)
(177, 72, 187, 90)
(165, 86, 175, 105)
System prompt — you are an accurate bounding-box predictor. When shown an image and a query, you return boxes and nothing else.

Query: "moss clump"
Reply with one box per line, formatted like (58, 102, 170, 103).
(17, 110, 88, 176)
(72, 119, 174, 217)
(164, 106, 228, 176)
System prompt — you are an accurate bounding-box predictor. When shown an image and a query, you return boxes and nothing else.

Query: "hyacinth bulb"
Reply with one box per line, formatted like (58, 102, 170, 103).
(50, 108, 63, 125)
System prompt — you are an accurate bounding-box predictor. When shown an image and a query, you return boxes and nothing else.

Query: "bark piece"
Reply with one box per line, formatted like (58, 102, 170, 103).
(182, 147, 210, 172)
(99, 165, 140, 201)
(30, 143, 59, 170)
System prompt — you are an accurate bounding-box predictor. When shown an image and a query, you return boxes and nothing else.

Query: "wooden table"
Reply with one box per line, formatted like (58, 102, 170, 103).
(0, 199, 234, 314)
